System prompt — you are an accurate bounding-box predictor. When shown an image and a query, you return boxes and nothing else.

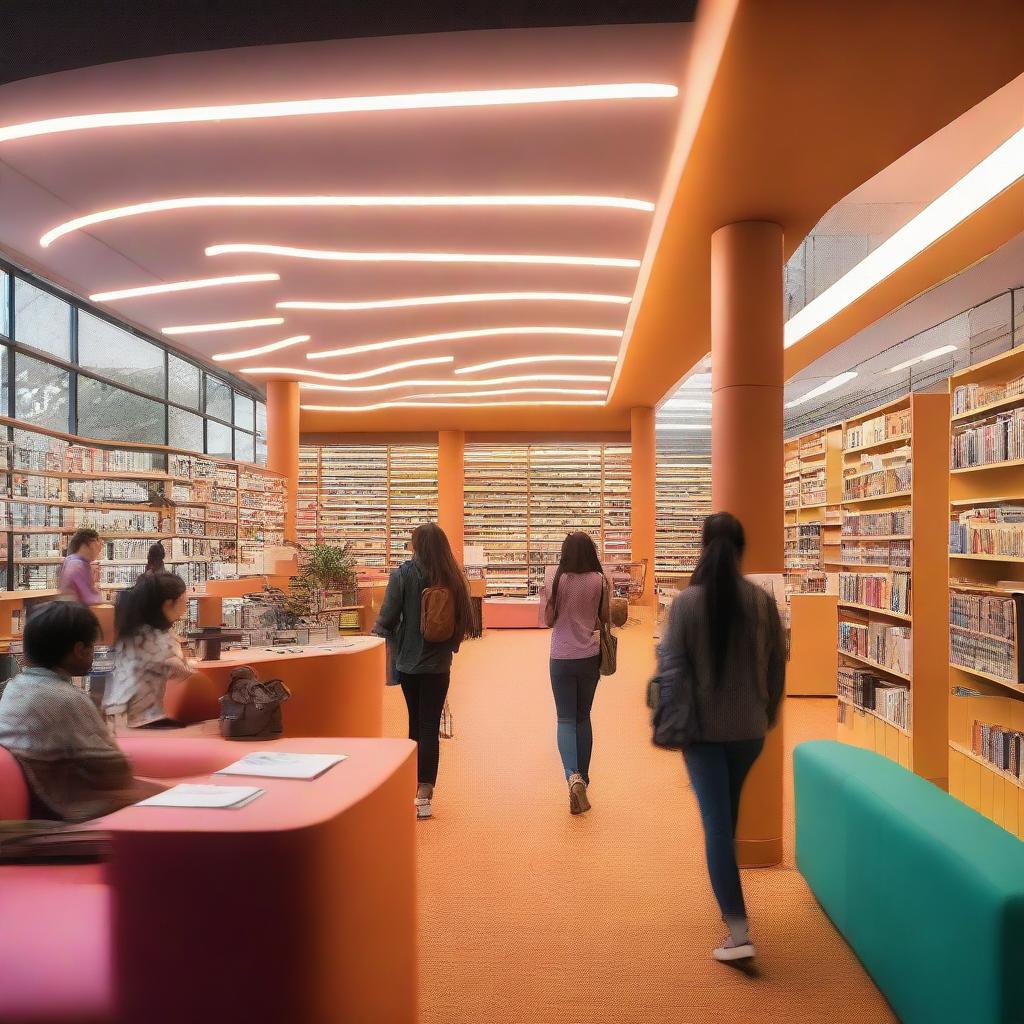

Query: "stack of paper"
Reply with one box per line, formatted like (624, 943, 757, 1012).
(214, 752, 348, 780)
(137, 784, 265, 809)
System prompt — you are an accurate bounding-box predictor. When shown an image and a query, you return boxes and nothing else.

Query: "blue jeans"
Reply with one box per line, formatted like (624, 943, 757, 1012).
(683, 738, 765, 926)
(550, 655, 601, 783)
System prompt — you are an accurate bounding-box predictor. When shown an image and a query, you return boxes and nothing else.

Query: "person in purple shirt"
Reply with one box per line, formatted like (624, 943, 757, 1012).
(538, 532, 610, 816)
(58, 529, 104, 605)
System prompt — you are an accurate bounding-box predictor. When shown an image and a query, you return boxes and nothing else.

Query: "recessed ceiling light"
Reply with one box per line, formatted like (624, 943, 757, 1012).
(295, 374, 610, 393)
(40, 194, 655, 247)
(279, 293, 630, 312)
(212, 335, 311, 362)
(301, 399, 607, 412)
(455, 355, 619, 374)
(307, 326, 622, 360)
(163, 316, 284, 335)
(784, 371, 858, 408)
(206, 243, 639, 269)
(238, 356, 454, 380)
(785, 124, 1024, 348)
(5, 82, 678, 145)
(89, 273, 279, 302)
(886, 344, 957, 373)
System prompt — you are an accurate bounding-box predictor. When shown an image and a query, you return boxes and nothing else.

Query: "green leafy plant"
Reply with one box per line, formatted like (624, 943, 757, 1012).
(299, 542, 358, 593)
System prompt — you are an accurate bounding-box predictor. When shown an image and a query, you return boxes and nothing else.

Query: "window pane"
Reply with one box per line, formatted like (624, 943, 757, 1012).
(169, 406, 204, 453)
(206, 419, 232, 459)
(233, 392, 255, 430)
(0, 271, 8, 337)
(256, 435, 267, 466)
(0, 344, 7, 414)
(234, 429, 254, 463)
(205, 374, 231, 421)
(15, 352, 69, 430)
(78, 312, 165, 397)
(77, 377, 165, 443)
(14, 279, 70, 359)
(168, 353, 201, 409)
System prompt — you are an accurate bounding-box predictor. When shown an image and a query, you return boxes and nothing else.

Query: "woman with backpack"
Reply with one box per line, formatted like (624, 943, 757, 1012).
(373, 522, 472, 820)
(538, 532, 610, 815)
(653, 512, 786, 963)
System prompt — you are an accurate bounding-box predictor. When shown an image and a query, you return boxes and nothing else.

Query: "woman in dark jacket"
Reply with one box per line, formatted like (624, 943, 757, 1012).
(656, 512, 786, 963)
(373, 522, 472, 820)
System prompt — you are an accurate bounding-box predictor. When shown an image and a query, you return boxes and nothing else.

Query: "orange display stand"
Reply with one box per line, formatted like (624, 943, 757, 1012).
(788, 594, 838, 697)
(108, 736, 417, 1024)
(164, 638, 386, 737)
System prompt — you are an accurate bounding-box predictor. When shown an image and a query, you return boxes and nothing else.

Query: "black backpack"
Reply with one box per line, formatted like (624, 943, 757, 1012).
(219, 666, 291, 741)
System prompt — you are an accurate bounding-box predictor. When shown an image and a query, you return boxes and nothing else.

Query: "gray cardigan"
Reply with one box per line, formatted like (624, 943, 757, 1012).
(657, 580, 786, 743)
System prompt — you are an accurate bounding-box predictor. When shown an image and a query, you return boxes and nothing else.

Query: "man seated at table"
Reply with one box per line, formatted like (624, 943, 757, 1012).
(0, 601, 162, 821)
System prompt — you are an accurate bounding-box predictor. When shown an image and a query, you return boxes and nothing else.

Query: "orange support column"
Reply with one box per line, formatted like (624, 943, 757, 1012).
(711, 221, 785, 868)
(437, 430, 465, 565)
(266, 380, 300, 544)
(630, 406, 657, 605)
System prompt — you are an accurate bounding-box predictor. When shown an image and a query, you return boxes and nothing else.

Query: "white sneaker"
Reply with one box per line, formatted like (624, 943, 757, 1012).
(712, 935, 756, 962)
(415, 797, 432, 820)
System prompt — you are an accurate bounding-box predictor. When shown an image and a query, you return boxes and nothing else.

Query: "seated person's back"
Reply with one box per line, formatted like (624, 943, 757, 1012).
(0, 601, 161, 821)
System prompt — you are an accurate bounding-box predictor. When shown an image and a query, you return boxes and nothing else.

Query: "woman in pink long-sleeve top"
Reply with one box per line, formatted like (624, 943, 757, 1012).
(537, 532, 610, 815)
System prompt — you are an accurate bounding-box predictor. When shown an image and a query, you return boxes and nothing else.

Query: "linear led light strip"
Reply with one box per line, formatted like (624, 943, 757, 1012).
(296, 374, 610, 393)
(785, 123, 1024, 348)
(308, 326, 622, 360)
(212, 335, 310, 362)
(302, 399, 607, 412)
(239, 357, 455, 380)
(301, 385, 605, 398)
(280, 292, 629, 312)
(89, 273, 279, 302)
(455, 354, 618, 374)
(5, 82, 678, 144)
(207, 243, 639, 268)
(785, 371, 858, 408)
(886, 344, 956, 374)
(40, 194, 655, 248)
(163, 317, 283, 336)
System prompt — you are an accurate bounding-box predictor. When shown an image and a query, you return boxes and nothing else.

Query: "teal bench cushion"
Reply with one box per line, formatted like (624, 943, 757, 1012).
(795, 740, 1024, 1024)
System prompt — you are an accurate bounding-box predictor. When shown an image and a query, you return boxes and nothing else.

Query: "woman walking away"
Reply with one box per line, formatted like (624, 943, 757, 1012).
(538, 532, 609, 815)
(655, 512, 785, 962)
(374, 523, 472, 821)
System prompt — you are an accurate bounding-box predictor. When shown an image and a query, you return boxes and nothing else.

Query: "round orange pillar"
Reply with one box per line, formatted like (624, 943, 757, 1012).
(630, 406, 657, 605)
(711, 221, 785, 868)
(266, 380, 300, 544)
(437, 430, 465, 565)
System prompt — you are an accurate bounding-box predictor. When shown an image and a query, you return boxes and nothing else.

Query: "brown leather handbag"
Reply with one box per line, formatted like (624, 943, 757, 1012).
(219, 666, 291, 740)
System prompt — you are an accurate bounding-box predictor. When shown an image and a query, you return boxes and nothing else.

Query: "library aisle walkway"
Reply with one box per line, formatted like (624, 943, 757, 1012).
(382, 622, 897, 1024)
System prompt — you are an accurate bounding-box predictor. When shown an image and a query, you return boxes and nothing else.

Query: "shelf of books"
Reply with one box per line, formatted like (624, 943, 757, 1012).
(947, 345, 1024, 837)
(299, 444, 439, 571)
(0, 416, 285, 595)
(654, 450, 710, 586)
(835, 393, 949, 785)
(601, 444, 633, 567)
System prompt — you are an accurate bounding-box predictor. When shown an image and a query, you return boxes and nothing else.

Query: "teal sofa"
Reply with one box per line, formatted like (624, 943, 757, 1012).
(794, 740, 1024, 1024)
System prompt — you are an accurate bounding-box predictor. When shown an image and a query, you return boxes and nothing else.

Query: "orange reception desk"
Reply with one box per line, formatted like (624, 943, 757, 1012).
(165, 637, 386, 737)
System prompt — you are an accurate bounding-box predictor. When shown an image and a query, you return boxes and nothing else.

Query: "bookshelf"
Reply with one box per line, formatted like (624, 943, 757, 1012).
(0, 417, 285, 594)
(654, 451, 710, 584)
(298, 444, 439, 570)
(947, 344, 1024, 838)
(835, 393, 949, 786)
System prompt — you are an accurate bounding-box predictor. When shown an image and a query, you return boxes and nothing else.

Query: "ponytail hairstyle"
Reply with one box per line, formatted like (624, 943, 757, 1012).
(689, 512, 746, 681)
(410, 523, 473, 644)
(115, 571, 187, 638)
(547, 531, 604, 623)
(146, 542, 166, 574)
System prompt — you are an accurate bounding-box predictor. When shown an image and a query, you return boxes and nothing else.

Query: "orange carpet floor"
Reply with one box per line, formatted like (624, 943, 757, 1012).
(382, 622, 896, 1024)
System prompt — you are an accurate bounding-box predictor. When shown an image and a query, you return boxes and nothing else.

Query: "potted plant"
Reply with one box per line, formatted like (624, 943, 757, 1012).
(298, 542, 359, 611)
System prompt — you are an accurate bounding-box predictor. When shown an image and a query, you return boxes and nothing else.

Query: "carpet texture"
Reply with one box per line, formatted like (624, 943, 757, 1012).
(382, 623, 897, 1024)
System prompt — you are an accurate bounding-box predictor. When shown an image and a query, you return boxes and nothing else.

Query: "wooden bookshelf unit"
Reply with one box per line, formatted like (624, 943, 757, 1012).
(654, 450, 710, 586)
(947, 345, 1024, 838)
(835, 394, 949, 786)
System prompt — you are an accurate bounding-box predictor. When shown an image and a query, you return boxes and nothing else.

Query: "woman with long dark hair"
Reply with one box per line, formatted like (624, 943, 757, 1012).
(144, 542, 166, 575)
(538, 531, 610, 814)
(656, 512, 786, 962)
(104, 572, 193, 729)
(373, 522, 472, 820)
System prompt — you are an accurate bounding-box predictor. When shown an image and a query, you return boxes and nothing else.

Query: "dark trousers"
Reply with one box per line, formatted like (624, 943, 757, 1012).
(398, 670, 451, 786)
(549, 655, 601, 784)
(683, 738, 765, 924)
